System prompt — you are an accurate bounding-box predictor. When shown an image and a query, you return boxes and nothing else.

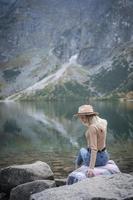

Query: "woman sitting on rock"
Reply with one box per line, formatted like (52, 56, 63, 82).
(74, 105, 109, 177)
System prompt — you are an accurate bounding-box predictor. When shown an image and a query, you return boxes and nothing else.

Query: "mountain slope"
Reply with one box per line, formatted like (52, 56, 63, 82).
(0, 0, 133, 100)
(5, 55, 91, 100)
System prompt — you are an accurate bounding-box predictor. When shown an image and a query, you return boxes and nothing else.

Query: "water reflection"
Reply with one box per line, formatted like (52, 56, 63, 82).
(0, 100, 133, 177)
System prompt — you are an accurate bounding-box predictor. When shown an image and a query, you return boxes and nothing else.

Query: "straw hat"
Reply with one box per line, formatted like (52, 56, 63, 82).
(74, 105, 99, 116)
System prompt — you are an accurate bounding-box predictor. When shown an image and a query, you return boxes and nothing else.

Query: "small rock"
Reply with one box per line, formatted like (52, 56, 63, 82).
(55, 179, 67, 187)
(9, 180, 56, 200)
(0, 161, 54, 193)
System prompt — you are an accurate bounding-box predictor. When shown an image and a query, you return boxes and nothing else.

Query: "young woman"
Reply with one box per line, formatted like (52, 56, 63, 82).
(75, 105, 109, 177)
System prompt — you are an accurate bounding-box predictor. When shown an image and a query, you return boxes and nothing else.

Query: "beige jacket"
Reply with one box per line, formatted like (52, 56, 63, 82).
(85, 117, 107, 169)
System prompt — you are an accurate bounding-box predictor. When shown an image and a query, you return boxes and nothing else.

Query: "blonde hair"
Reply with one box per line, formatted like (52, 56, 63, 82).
(82, 115, 107, 129)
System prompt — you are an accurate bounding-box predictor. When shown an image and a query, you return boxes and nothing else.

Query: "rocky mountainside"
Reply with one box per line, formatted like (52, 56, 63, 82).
(0, 0, 133, 100)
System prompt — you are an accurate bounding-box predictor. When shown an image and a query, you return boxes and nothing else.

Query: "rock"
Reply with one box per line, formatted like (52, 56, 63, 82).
(55, 179, 67, 187)
(0, 161, 54, 192)
(0, 193, 8, 200)
(30, 173, 133, 200)
(9, 180, 56, 200)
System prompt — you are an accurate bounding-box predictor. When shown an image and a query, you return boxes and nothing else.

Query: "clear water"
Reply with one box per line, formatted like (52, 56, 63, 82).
(0, 100, 133, 178)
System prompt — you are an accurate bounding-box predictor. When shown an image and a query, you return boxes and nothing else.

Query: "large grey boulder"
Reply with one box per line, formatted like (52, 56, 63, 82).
(9, 180, 56, 200)
(0, 161, 54, 192)
(30, 173, 133, 200)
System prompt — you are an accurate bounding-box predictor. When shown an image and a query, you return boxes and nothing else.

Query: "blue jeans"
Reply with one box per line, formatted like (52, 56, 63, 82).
(75, 147, 109, 167)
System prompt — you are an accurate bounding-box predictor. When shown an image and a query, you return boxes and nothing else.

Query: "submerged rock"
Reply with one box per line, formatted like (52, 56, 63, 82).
(30, 173, 133, 200)
(0, 161, 54, 193)
(9, 180, 56, 200)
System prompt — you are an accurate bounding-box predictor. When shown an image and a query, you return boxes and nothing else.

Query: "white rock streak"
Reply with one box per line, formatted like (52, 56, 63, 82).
(26, 54, 78, 91)
(5, 54, 78, 101)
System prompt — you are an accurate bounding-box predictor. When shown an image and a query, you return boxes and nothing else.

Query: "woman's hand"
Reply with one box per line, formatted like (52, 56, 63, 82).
(87, 168, 95, 177)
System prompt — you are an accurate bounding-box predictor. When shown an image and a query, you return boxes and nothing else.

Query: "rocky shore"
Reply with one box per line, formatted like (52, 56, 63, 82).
(0, 161, 133, 200)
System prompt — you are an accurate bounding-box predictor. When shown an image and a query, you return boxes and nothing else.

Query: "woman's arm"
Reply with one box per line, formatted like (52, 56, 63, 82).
(89, 149, 97, 169)
(87, 125, 98, 176)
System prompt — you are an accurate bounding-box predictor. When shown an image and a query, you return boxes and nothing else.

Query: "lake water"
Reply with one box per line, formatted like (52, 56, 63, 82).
(0, 100, 133, 178)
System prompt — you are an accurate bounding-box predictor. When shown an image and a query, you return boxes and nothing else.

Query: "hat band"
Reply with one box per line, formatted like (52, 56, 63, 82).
(76, 112, 98, 116)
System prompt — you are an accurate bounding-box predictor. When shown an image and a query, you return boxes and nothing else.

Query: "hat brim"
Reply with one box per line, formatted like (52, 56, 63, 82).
(74, 112, 99, 117)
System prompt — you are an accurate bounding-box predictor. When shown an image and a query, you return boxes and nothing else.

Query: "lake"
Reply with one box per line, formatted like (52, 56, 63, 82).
(0, 100, 133, 178)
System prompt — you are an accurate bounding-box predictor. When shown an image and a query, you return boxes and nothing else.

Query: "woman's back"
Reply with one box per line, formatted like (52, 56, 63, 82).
(86, 116, 107, 151)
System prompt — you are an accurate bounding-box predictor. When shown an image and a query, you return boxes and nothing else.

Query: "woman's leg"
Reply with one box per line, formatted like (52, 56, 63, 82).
(75, 148, 90, 168)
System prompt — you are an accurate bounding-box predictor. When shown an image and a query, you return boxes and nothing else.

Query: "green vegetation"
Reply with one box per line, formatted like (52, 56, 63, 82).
(92, 56, 130, 93)
(4, 53, 31, 69)
(0, 82, 4, 90)
(52, 82, 89, 100)
(0, 82, 5, 99)
(19, 81, 90, 101)
(0, 96, 4, 100)
(3, 69, 21, 81)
